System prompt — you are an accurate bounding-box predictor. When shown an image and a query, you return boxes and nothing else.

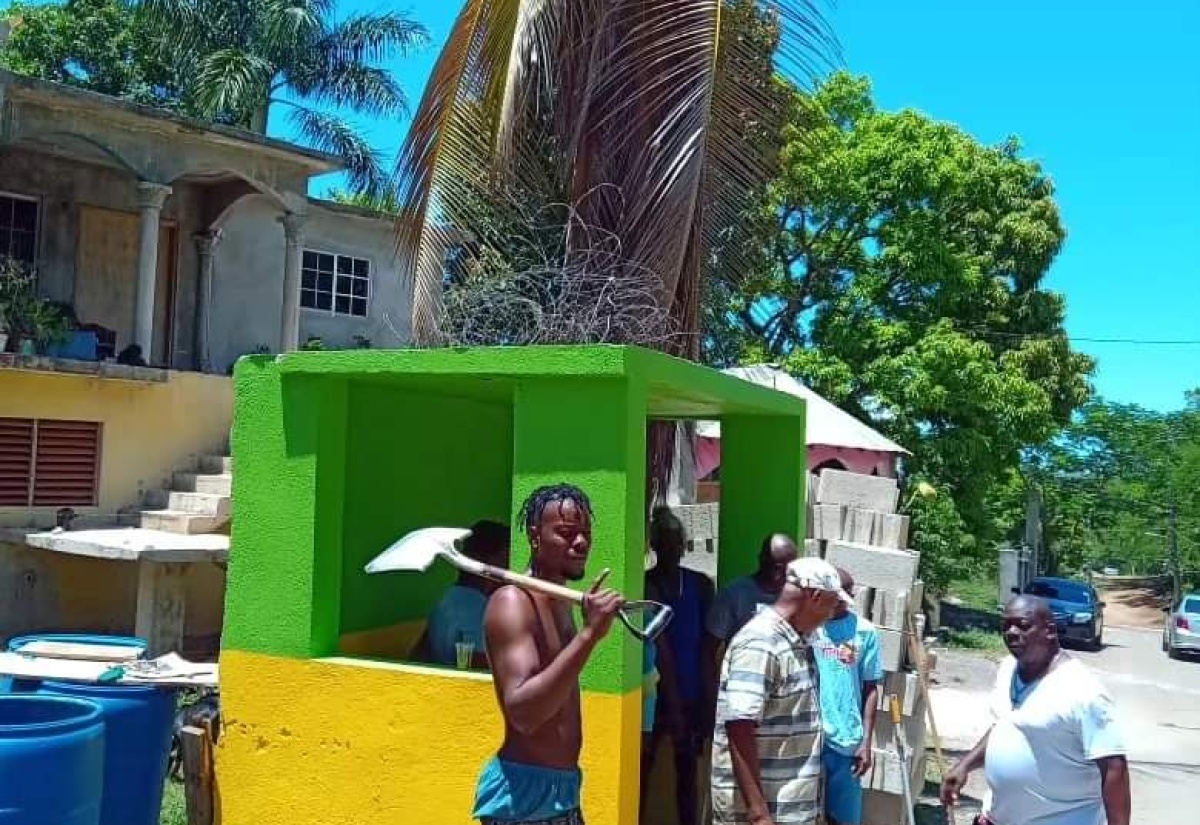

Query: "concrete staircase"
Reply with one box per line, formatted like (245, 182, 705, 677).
(140, 455, 233, 535)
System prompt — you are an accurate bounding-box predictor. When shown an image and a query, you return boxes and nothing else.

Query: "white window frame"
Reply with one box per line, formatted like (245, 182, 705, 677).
(0, 190, 40, 268)
(299, 247, 372, 319)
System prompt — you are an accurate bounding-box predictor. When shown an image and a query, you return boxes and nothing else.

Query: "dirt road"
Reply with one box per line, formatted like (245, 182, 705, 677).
(922, 625, 1199, 825)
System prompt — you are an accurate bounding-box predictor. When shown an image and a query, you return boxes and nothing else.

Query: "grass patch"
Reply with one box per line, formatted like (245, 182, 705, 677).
(944, 628, 1007, 658)
(947, 576, 1001, 613)
(160, 778, 185, 825)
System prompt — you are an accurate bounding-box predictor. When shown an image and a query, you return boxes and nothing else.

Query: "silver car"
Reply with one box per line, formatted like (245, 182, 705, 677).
(1163, 592, 1200, 659)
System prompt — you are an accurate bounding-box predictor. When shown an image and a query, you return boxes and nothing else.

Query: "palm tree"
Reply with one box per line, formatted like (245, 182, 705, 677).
(391, 0, 838, 349)
(137, 0, 428, 195)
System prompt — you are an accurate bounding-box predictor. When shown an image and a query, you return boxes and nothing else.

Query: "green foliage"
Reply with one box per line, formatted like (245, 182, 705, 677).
(707, 72, 1095, 592)
(1026, 395, 1200, 578)
(1, 0, 181, 108)
(0, 257, 70, 351)
(1, 0, 429, 195)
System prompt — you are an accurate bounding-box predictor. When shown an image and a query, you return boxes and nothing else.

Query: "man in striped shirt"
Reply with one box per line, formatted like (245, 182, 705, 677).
(711, 554, 852, 825)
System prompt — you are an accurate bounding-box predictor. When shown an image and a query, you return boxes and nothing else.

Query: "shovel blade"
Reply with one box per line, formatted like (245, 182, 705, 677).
(365, 527, 471, 574)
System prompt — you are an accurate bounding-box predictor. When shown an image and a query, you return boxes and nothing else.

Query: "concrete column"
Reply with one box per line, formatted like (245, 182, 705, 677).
(278, 213, 306, 352)
(193, 229, 222, 372)
(133, 182, 172, 359)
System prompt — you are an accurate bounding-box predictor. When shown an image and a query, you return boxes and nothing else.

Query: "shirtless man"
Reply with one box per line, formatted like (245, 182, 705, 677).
(472, 483, 625, 825)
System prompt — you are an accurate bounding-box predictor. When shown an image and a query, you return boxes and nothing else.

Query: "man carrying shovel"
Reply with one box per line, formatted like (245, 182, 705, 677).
(471, 484, 626, 825)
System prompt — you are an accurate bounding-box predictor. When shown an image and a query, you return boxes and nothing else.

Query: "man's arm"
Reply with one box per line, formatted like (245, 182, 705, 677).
(854, 679, 880, 776)
(1097, 755, 1130, 825)
(726, 720, 774, 825)
(940, 730, 990, 806)
(484, 585, 622, 734)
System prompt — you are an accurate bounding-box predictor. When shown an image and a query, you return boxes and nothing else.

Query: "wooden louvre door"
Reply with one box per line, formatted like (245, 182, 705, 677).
(0, 417, 35, 506)
(31, 420, 102, 506)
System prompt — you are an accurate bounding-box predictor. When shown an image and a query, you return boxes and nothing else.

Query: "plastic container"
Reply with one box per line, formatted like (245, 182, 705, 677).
(0, 694, 105, 825)
(2, 635, 147, 694)
(6, 634, 175, 825)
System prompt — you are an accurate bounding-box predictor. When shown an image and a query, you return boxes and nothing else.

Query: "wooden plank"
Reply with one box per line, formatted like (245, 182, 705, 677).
(135, 561, 187, 657)
(14, 640, 141, 662)
(181, 725, 215, 825)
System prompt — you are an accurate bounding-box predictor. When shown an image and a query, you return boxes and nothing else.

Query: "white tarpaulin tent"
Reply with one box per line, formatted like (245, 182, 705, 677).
(693, 365, 909, 455)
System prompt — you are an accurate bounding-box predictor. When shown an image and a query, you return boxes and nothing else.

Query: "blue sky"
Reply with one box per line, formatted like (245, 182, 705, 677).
(296, 0, 1199, 411)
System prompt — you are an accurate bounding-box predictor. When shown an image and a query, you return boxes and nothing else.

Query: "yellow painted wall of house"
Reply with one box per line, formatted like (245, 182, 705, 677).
(217, 650, 642, 825)
(0, 368, 233, 526)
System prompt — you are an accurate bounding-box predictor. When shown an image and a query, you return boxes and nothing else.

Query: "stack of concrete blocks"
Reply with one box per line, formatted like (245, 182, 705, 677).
(806, 470, 933, 825)
(671, 502, 720, 580)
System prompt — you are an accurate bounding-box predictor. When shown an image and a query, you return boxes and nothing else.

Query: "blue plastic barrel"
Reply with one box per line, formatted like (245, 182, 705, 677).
(0, 695, 105, 825)
(6, 635, 175, 825)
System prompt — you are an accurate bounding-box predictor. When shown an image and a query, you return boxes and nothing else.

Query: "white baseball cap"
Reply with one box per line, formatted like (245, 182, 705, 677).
(786, 557, 854, 606)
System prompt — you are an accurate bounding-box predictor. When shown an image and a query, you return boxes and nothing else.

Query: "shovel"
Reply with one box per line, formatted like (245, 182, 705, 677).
(365, 526, 674, 643)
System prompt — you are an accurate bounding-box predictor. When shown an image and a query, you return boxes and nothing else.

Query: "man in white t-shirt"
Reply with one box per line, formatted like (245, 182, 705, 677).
(941, 595, 1131, 825)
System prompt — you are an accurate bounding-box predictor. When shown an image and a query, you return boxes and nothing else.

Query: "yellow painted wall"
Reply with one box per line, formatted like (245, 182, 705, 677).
(218, 651, 642, 825)
(0, 368, 233, 526)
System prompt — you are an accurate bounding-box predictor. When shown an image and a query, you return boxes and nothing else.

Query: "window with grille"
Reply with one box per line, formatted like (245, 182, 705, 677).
(0, 418, 101, 507)
(300, 250, 370, 318)
(0, 193, 39, 266)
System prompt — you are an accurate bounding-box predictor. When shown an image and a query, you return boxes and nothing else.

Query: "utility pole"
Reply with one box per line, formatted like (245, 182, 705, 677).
(1026, 482, 1043, 579)
(1169, 502, 1181, 606)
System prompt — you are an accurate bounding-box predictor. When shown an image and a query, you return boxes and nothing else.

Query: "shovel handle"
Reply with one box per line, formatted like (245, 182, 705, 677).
(485, 566, 584, 603)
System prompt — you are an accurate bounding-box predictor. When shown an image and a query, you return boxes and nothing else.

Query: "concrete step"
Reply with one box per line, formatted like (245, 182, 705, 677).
(197, 455, 233, 474)
(165, 491, 230, 516)
(172, 472, 232, 496)
(139, 509, 229, 535)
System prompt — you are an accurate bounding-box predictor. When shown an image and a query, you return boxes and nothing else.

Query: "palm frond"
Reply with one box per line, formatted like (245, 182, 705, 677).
(300, 61, 408, 117)
(395, 0, 838, 345)
(391, 0, 521, 344)
(262, 0, 331, 59)
(193, 48, 275, 121)
(134, 0, 208, 54)
(288, 104, 388, 196)
(319, 11, 430, 64)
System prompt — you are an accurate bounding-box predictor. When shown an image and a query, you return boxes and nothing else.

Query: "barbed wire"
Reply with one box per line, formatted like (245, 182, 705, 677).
(436, 186, 686, 350)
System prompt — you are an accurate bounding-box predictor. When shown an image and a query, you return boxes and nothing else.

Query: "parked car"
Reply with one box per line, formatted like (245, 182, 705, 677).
(1163, 592, 1200, 659)
(1018, 576, 1106, 650)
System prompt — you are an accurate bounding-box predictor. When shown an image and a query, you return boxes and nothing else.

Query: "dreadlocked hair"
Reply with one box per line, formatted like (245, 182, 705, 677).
(520, 484, 594, 531)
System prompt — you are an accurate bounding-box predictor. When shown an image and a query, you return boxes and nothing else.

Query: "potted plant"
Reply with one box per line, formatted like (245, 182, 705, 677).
(0, 257, 70, 355)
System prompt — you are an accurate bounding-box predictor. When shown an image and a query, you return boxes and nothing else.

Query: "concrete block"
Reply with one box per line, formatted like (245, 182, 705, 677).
(850, 508, 876, 543)
(909, 580, 926, 614)
(855, 585, 874, 616)
(872, 695, 928, 752)
(876, 628, 907, 671)
(825, 541, 920, 592)
(804, 539, 822, 559)
(813, 504, 847, 540)
(817, 469, 900, 513)
(874, 513, 910, 550)
(871, 590, 908, 629)
(861, 748, 922, 796)
(166, 491, 231, 517)
(862, 788, 907, 825)
(875, 671, 922, 717)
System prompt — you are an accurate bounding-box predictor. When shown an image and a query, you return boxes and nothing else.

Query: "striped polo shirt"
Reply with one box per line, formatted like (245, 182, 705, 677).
(711, 606, 823, 824)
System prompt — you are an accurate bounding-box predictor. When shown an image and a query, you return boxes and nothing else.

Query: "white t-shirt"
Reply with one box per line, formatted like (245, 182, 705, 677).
(983, 654, 1127, 825)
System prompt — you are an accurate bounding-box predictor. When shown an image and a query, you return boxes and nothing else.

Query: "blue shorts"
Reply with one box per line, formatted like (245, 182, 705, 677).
(822, 747, 863, 825)
(473, 756, 583, 823)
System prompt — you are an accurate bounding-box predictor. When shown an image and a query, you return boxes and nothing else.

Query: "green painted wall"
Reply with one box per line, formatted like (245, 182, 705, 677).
(225, 360, 349, 658)
(340, 381, 514, 634)
(716, 414, 807, 588)
(511, 377, 645, 695)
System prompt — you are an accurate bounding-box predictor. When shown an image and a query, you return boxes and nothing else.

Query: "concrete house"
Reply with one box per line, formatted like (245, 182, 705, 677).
(0, 70, 412, 655)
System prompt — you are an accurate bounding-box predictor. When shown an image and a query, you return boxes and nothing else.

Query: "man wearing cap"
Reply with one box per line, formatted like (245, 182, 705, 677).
(811, 567, 882, 825)
(710, 556, 850, 825)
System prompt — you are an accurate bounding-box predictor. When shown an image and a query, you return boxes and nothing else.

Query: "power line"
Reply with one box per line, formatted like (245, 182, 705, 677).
(969, 329, 1200, 346)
